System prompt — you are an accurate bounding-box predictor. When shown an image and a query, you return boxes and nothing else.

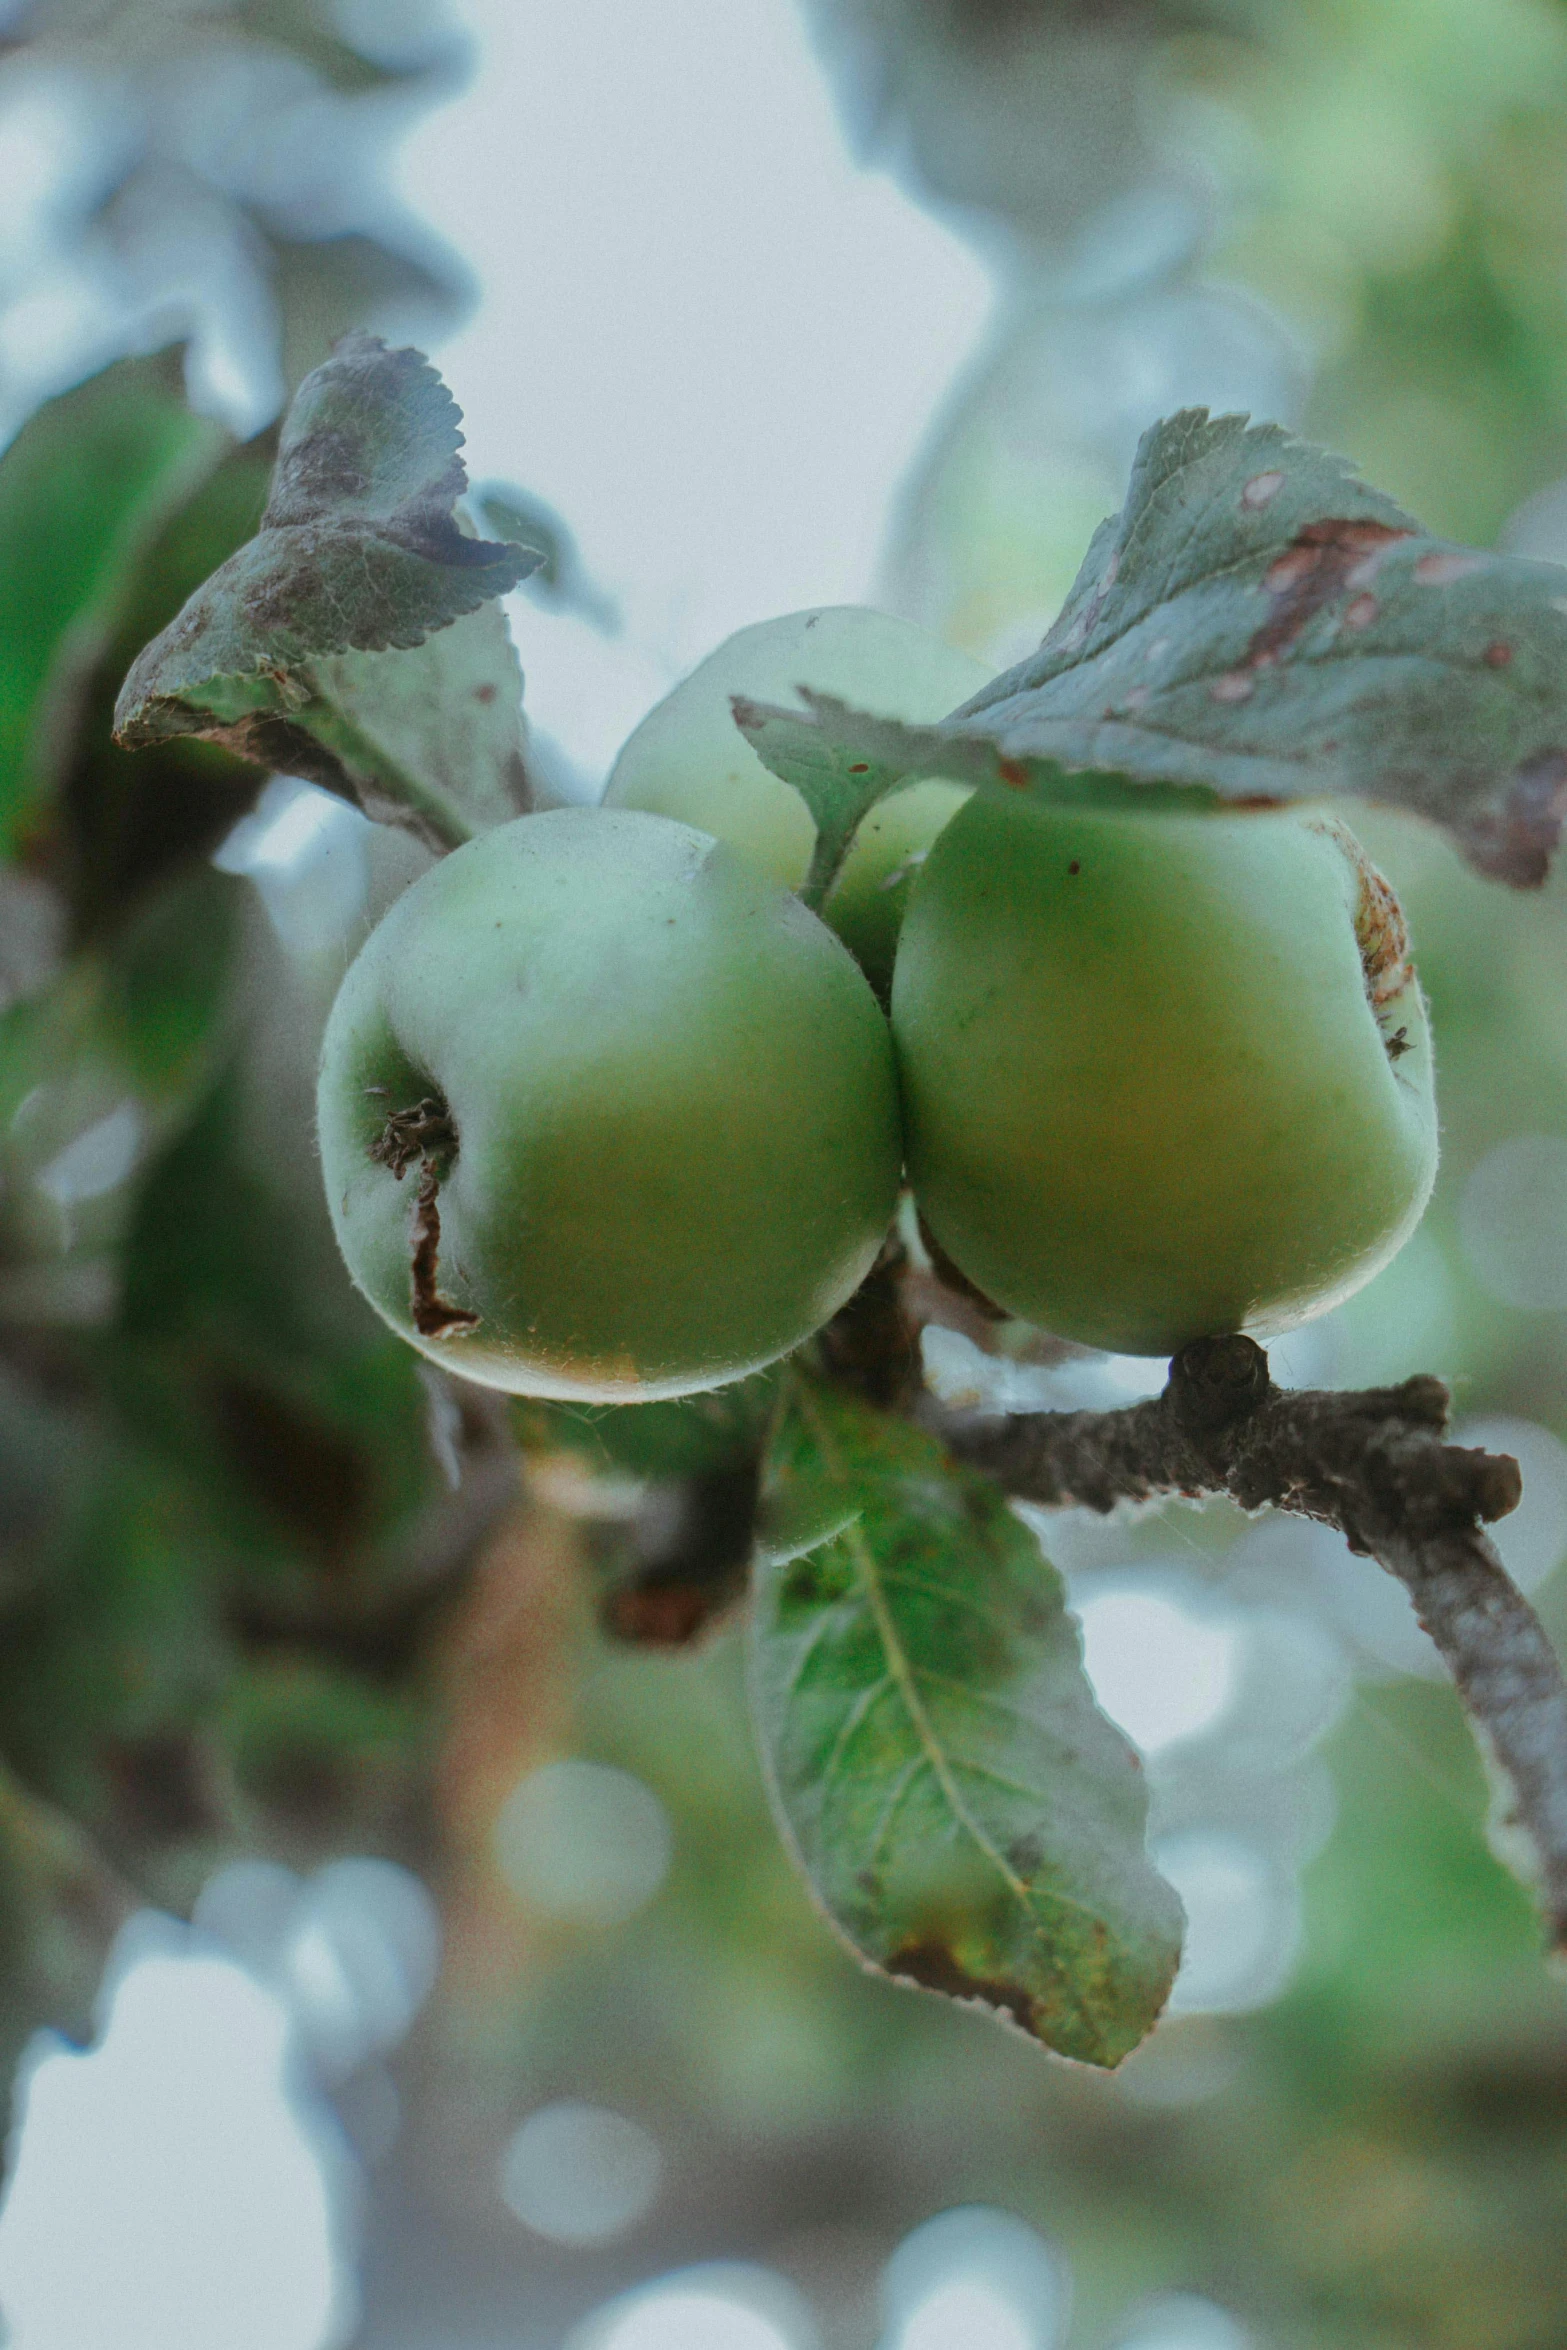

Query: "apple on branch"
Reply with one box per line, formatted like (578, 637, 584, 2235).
(316, 807, 902, 1399)
(891, 789, 1438, 1356)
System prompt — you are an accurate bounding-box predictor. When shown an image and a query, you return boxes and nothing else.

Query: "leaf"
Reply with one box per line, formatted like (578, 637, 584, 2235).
(750, 1377, 1182, 2067)
(113, 335, 538, 848)
(470, 482, 621, 631)
(514, 1370, 781, 1485)
(0, 350, 231, 858)
(305, 602, 532, 837)
(60, 439, 277, 936)
(741, 409, 1567, 886)
(0, 865, 244, 1299)
(729, 693, 923, 908)
(733, 692, 1215, 905)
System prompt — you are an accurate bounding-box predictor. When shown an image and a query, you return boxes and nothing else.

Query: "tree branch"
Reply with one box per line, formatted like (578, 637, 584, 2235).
(933, 1334, 1567, 1949)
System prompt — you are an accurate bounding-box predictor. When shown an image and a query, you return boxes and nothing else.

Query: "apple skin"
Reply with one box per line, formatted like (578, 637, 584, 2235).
(602, 607, 989, 990)
(891, 791, 1438, 1356)
(317, 808, 902, 1400)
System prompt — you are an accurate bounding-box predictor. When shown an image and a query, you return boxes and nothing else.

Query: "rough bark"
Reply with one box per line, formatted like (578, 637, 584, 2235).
(930, 1332, 1567, 1946)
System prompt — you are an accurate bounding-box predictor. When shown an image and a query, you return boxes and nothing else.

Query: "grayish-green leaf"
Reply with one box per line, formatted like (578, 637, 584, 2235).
(470, 482, 620, 632)
(742, 409, 1567, 885)
(113, 336, 537, 848)
(734, 690, 1215, 901)
(750, 1377, 1182, 2067)
(303, 601, 532, 838)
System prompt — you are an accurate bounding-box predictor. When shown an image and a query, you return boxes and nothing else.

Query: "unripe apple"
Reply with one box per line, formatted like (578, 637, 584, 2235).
(892, 791, 1438, 1356)
(603, 607, 990, 990)
(317, 808, 902, 1400)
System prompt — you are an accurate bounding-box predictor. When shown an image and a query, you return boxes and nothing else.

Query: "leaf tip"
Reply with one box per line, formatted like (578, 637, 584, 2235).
(1460, 747, 1567, 888)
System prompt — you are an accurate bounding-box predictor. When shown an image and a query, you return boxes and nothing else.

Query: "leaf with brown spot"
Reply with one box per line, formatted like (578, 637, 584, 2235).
(749, 1375, 1182, 2068)
(739, 409, 1567, 886)
(114, 337, 536, 849)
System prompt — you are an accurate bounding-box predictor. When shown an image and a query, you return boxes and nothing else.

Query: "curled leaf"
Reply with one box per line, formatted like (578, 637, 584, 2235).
(114, 337, 537, 848)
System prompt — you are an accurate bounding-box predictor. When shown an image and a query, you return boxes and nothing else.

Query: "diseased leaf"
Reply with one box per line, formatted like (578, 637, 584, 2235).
(750, 1377, 1182, 2067)
(113, 336, 537, 848)
(741, 408, 1567, 886)
(0, 351, 231, 857)
(734, 692, 1215, 904)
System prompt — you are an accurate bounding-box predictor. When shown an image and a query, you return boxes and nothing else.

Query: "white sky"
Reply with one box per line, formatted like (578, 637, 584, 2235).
(396, 0, 995, 775)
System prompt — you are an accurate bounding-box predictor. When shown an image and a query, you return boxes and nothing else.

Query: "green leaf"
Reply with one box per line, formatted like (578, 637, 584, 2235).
(750, 1377, 1182, 2067)
(0, 351, 231, 859)
(741, 408, 1567, 886)
(728, 695, 922, 909)
(733, 692, 1215, 906)
(113, 336, 538, 849)
(515, 1369, 781, 1485)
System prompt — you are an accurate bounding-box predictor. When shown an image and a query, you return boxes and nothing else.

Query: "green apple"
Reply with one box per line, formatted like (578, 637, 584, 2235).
(603, 606, 990, 990)
(892, 790, 1438, 1356)
(317, 807, 902, 1400)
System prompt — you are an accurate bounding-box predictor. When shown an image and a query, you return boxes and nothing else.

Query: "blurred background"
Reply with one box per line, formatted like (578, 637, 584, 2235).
(4, 1, 1567, 2345)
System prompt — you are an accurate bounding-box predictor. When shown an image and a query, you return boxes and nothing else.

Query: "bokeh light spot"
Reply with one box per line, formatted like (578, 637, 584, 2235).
(1452, 1416, 1567, 1593)
(1459, 1134, 1567, 1310)
(1158, 1833, 1298, 2016)
(495, 1758, 673, 1926)
(500, 2101, 661, 2245)
(572, 2264, 813, 2350)
(882, 2209, 1065, 2350)
(895, 2279, 1036, 2350)
(1076, 1588, 1241, 1756)
(0, 1920, 355, 2350)
(1115, 2293, 1252, 2350)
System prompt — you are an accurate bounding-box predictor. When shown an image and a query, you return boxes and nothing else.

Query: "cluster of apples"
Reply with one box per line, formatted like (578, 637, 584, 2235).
(316, 609, 1439, 1399)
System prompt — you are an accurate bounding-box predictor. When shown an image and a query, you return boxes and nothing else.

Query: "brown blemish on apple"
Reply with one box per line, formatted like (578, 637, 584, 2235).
(368, 1094, 458, 1180)
(1486, 641, 1513, 668)
(369, 1094, 479, 1338)
(410, 1165, 481, 1339)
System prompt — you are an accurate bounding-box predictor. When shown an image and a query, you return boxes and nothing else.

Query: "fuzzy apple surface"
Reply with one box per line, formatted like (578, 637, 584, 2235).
(603, 606, 989, 989)
(317, 808, 902, 1400)
(892, 791, 1438, 1356)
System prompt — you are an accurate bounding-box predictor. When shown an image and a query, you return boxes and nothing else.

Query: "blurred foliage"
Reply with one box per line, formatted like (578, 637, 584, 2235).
(0, 0, 470, 442)
(8, 9, 1567, 2348)
(833, 0, 1567, 660)
(0, 346, 515, 2074)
